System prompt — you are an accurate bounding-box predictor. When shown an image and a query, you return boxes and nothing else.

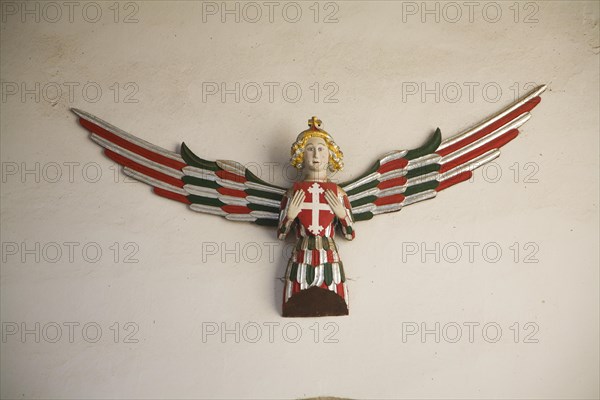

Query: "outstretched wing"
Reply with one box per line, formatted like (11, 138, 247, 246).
(72, 109, 286, 227)
(340, 85, 547, 221)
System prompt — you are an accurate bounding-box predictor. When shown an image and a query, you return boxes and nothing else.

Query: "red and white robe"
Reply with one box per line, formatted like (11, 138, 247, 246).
(278, 183, 355, 308)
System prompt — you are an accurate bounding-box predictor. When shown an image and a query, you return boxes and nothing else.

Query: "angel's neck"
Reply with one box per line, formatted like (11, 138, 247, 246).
(304, 171, 328, 182)
(305, 178, 328, 182)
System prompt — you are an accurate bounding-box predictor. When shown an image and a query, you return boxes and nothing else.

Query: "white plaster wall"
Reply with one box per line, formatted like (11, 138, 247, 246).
(1, 1, 598, 399)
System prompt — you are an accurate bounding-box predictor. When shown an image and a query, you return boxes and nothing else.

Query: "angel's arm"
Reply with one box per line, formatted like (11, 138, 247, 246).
(338, 190, 356, 241)
(277, 189, 295, 240)
(326, 188, 356, 241)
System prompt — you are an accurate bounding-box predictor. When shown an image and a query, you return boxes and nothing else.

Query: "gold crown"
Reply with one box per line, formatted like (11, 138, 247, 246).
(295, 116, 331, 142)
(308, 116, 323, 130)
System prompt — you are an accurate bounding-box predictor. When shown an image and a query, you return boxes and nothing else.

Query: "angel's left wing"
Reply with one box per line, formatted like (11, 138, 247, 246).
(72, 109, 286, 227)
(340, 85, 547, 221)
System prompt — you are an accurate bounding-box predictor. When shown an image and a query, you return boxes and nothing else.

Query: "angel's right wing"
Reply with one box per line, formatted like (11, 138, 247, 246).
(339, 85, 547, 221)
(73, 109, 286, 227)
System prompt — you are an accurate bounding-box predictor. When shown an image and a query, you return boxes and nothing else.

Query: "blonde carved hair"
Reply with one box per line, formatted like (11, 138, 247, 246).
(290, 117, 344, 172)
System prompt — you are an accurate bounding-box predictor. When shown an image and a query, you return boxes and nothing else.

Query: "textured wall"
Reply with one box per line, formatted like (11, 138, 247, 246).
(1, 1, 598, 399)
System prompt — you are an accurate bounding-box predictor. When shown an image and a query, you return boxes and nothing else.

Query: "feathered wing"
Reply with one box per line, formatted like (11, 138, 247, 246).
(72, 109, 286, 227)
(340, 85, 547, 221)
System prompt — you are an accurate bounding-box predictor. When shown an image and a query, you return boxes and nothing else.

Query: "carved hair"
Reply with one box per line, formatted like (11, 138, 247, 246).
(289, 117, 344, 172)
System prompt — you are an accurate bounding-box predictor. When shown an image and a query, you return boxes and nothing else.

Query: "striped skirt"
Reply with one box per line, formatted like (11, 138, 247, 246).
(283, 259, 348, 306)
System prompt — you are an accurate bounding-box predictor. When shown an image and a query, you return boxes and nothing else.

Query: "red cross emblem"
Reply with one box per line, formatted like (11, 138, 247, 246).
(293, 181, 338, 236)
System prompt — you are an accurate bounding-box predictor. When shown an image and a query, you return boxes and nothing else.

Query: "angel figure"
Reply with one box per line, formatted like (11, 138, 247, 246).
(71, 84, 546, 317)
(277, 117, 355, 317)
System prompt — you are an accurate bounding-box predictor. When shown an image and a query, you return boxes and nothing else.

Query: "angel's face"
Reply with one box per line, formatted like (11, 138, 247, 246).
(303, 137, 329, 172)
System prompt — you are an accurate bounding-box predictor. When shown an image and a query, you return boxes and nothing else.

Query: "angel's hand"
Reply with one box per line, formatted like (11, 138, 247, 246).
(286, 190, 306, 220)
(325, 189, 346, 219)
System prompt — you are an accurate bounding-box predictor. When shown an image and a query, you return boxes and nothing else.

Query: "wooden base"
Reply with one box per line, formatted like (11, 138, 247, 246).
(282, 287, 349, 317)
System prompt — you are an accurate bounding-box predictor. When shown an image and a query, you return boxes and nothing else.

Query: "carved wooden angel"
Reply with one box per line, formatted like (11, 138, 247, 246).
(72, 84, 546, 317)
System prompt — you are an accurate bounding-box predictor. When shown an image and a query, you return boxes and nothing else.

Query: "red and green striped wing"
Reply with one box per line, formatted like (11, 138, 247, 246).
(73, 109, 286, 227)
(340, 85, 547, 221)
